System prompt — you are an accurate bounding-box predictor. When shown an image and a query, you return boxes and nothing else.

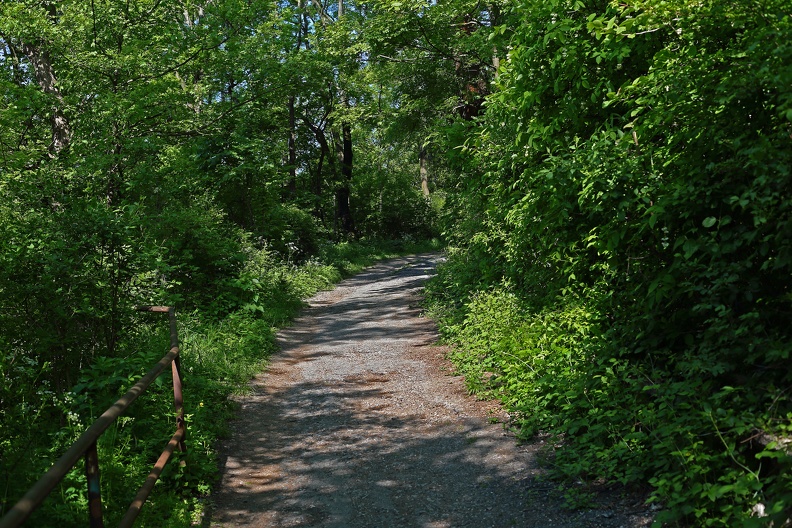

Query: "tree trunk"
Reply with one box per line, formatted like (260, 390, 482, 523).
(305, 118, 337, 222)
(286, 1, 304, 199)
(314, 147, 325, 220)
(17, 41, 71, 154)
(287, 94, 298, 197)
(420, 145, 430, 198)
(336, 121, 354, 234)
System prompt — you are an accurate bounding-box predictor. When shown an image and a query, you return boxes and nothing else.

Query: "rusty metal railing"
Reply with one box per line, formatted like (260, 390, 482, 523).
(0, 306, 186, 528)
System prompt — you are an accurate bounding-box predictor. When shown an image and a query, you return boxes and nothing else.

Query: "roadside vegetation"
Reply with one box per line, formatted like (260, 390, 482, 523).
(426, 1, 792, 526)
(2, 237, 440, 527)
(2, 0, 790, 526)
(1, 0, 446, 524)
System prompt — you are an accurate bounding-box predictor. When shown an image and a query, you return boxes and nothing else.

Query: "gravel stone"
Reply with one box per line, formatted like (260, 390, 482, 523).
(207, 254, 656, 527)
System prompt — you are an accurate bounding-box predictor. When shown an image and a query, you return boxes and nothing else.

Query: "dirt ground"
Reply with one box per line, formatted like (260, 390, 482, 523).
(206, 254, 657, 527)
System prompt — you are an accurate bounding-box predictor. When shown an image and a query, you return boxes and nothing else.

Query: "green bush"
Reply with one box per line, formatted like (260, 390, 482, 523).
(428, 1, 792, 524)
(430, 0, 792, 526)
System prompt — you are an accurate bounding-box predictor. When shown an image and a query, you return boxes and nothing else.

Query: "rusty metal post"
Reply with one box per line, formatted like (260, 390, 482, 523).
(84, 440, 104, 528)
(172, 358, 187, 452)
(117, 428, 185, 528)
(167, 307, 187, 452)
(0, 306, 187, 528)
(0, 347, 178, 528)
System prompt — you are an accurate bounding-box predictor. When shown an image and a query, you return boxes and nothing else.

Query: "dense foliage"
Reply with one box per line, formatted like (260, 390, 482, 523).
(2, 0, 791, 525)
(427, 0, 792, 525)
(0, 0, 444, 524)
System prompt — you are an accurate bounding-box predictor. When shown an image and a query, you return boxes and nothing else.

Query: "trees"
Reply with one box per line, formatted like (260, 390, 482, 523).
(5, 0, 789, 524)
(0, 0, 458, 521)
(429, 0, 792, 524)
(0, 0, 444, 428)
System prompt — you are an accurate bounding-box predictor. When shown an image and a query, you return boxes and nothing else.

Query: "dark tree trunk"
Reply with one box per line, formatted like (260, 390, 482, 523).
(305, 118, 337, 224)
(336, 121, 354, 234)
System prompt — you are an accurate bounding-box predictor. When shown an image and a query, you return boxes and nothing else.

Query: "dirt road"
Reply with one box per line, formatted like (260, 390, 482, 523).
(208, 254, 654, 527)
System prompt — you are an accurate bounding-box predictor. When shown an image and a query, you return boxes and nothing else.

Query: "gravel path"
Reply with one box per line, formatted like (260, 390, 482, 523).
(207, 254, 655, 527)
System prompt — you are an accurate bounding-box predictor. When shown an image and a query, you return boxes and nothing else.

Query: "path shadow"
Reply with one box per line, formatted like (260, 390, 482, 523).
(206, 253, 653, 528)
(209, 376, 534, 528)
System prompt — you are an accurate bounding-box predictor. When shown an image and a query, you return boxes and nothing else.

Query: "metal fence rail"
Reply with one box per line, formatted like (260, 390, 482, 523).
(0, 306, 186, 528)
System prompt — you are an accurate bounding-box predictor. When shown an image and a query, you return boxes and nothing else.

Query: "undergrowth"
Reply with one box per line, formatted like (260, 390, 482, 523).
(425, 250, 792, 527)
(0, 237, 441, 527)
